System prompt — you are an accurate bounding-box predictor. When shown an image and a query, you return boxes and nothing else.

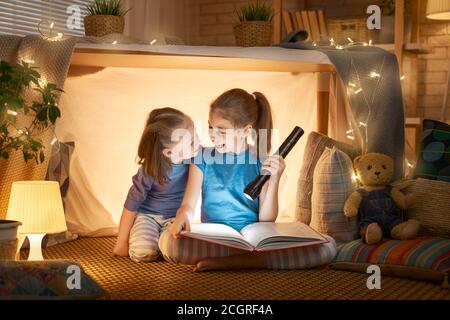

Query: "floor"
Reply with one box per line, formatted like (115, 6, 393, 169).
(36, 237, 450, 300)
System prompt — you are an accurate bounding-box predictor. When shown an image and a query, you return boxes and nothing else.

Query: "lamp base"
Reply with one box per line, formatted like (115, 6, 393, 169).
(26, 234, 45, 261)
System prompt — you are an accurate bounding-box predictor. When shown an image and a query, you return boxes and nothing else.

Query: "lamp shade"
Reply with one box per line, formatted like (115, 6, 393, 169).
(427, 0, 450, 20)
(6, 181, 67, 234)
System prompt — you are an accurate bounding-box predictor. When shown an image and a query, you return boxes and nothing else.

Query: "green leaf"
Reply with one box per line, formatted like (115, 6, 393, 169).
(48, 106, 61, 124)
(39, 150, 45, 163)
(1, 151, 8, 159)
(36, 107, 48, 121)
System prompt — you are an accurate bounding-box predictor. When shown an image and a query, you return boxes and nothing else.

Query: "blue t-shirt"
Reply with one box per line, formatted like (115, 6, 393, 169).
(194, 147, 262, 231)
(123, 163, 188, 217)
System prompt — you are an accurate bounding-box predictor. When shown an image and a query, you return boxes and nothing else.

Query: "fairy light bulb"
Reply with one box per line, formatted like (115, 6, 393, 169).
(354, 88, 363, 94)
(7, 110, 17, 116)
(370, 71, 380, 78)
(112, 40, 118, 45)
(150, 39, 157, 45)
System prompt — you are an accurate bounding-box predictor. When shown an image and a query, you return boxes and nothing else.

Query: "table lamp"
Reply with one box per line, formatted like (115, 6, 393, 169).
(6, 181, 67, 260)
(426, 0, 450, 121)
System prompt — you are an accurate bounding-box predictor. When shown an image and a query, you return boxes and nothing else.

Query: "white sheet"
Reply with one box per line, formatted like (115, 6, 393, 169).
(75, 43, 332, 64)
(58, 65, 318, 236)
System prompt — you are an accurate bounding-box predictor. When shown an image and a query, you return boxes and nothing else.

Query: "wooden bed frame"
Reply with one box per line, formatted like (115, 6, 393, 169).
(71, 47, 336, 136)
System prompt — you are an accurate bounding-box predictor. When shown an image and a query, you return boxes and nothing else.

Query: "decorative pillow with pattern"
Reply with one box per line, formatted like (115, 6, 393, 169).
(0, 259, 107, 300)
(332, 237, 450, 286)
(414, 119, 450, 182)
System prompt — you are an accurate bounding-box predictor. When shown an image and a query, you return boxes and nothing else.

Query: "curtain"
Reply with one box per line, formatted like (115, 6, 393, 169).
(122, 0, 188, 44)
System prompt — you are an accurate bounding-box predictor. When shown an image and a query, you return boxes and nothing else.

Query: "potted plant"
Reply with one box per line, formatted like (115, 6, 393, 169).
(234, 1, 274, 47)
(0, 60, 62, 257)
(0, 220, 21, 260)
(84, 0, 131, 37)
(377, 0, 411, 44)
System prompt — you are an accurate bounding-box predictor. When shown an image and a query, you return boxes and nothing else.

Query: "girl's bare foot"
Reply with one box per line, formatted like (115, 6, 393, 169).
(193, 253, 267, 272)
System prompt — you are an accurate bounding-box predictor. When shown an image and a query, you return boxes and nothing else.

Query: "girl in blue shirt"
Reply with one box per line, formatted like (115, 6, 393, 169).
(159, 89, 336, 271)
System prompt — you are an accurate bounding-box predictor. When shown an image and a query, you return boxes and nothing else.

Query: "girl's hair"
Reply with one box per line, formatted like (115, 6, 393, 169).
(137, 107, 187, 184)
(210, 88, 273, 155)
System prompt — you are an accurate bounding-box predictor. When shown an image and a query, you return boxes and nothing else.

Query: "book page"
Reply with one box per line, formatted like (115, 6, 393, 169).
(180, 223, 253, 251)
(240, 222, 327, 248)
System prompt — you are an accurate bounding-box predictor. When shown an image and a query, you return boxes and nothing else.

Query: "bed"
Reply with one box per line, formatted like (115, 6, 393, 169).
(59, 43, 351, 237)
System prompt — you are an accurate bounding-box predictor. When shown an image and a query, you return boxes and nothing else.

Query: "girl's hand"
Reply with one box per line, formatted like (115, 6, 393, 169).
(169, 211, 191, 238)
(262, 155, 286, 183)
(112, 241, 129, 257)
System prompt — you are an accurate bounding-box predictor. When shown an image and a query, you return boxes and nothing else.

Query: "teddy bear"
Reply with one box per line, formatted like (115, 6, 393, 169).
(344, 152, 420, 245)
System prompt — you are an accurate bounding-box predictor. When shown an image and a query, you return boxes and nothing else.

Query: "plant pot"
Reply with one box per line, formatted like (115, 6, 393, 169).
(84, 15, 125, 37)
(234, 21, 272, 47)
(0, 220, 21, 260)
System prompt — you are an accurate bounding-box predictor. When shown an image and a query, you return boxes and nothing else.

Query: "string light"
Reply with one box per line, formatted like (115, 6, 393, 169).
(7, 110, 17, 116)
(150, 39, 157, 45)
(347, 37, 354, 43)
(370, 71, 380, 78)
(38, 77, 47, 88)
(354, 88, 363, 94)
(112, 40, 118, 45)
(359, 121, 367, 127)
(351, 173, 359, 182)
(51, 137, 58, 145)
(400, 75, 405, 81)
(37, 20, 64, 41)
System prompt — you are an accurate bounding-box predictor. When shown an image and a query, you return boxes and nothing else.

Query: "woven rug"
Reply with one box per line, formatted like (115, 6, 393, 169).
(36, 237, 450, 300)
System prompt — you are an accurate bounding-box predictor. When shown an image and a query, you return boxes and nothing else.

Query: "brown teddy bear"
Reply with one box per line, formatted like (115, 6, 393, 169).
(344, 153, 420, 245)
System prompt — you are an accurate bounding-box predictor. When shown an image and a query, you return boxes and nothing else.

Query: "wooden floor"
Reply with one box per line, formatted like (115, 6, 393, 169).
(38, 237, 450, 300)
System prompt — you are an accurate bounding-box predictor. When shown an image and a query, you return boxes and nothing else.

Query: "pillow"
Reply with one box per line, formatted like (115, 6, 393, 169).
(310, 147, 359, 243)
(296, 132, 360, 225)
(395, 178, 450, 238)
(414, 119, 450, 182)
(332, 237, 450, 287)
(0, 259, 107, 300)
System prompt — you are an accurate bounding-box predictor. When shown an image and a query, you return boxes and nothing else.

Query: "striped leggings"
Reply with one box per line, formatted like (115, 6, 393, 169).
(128, 213, 174, 263)
(158, 229, 337, 269)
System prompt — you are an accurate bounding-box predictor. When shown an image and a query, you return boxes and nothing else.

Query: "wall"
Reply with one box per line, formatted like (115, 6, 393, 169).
(185, 0, 450, 122)
(417, 0, 450, 120)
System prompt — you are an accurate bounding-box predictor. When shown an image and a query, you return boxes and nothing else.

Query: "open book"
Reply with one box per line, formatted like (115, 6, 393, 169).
(179, 222, 328, 252)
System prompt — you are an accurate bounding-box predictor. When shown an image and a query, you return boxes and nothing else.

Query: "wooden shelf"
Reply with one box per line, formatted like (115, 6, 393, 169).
(375, 43, 429, 54)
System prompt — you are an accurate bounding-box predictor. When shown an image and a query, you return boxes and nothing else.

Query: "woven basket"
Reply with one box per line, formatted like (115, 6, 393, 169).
(84, 15, 125, 37)
(327, 17, 370, 43)
(234, 21, 272, 47)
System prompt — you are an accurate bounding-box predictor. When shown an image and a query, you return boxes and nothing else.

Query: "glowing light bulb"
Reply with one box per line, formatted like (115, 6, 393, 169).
(348, 82, 356, 87)
(336, 45, 344, 50)
(347, 37, 354, 43)
(346, 129, 354, 134)
(7, 110, 17, 116)
(112, 40, 118, 45)
(370, 71, 380, 78)
(354, 88, 363, 94)
(330, 38, 335, 46)
(407, 162, 414, 168)
(49, 22, 54, 29)
(150, 39, 157, 45)
(352, 173, 358, 182)
(24, 59, 35, 64)
(359, 122, 367, 127)
(51, 137, 58, 145)
(369, 40, 372, 46)
(400, 75, 405, 81)
(346, 135, 355, 140)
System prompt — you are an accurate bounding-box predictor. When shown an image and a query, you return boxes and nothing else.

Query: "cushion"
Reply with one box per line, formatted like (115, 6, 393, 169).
(310, 147, 359, 243)
(296, 132, 360, 225)
(0, 259, 107, 300)
(396, 178, 450, 238)
(332, 237, 450, 286)
(414, 119, 450, 182)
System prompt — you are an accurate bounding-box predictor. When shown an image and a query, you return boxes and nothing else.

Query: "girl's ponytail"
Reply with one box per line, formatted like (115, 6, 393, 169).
(253, 92, 273, 155)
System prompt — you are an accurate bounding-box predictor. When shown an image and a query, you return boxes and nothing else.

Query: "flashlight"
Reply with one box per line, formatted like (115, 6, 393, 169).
(243, 126, 304, 200)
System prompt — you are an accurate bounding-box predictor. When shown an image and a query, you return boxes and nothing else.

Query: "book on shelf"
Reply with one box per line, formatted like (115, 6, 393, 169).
(179, 221, 328, 252)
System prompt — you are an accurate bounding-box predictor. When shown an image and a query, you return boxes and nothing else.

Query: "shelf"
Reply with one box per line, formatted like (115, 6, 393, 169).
(374, 43, 429, 54)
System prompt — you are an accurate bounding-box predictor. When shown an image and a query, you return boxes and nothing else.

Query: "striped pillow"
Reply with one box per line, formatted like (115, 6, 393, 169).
(310, 147, 359, 243)
(332, 237, 450, 285)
